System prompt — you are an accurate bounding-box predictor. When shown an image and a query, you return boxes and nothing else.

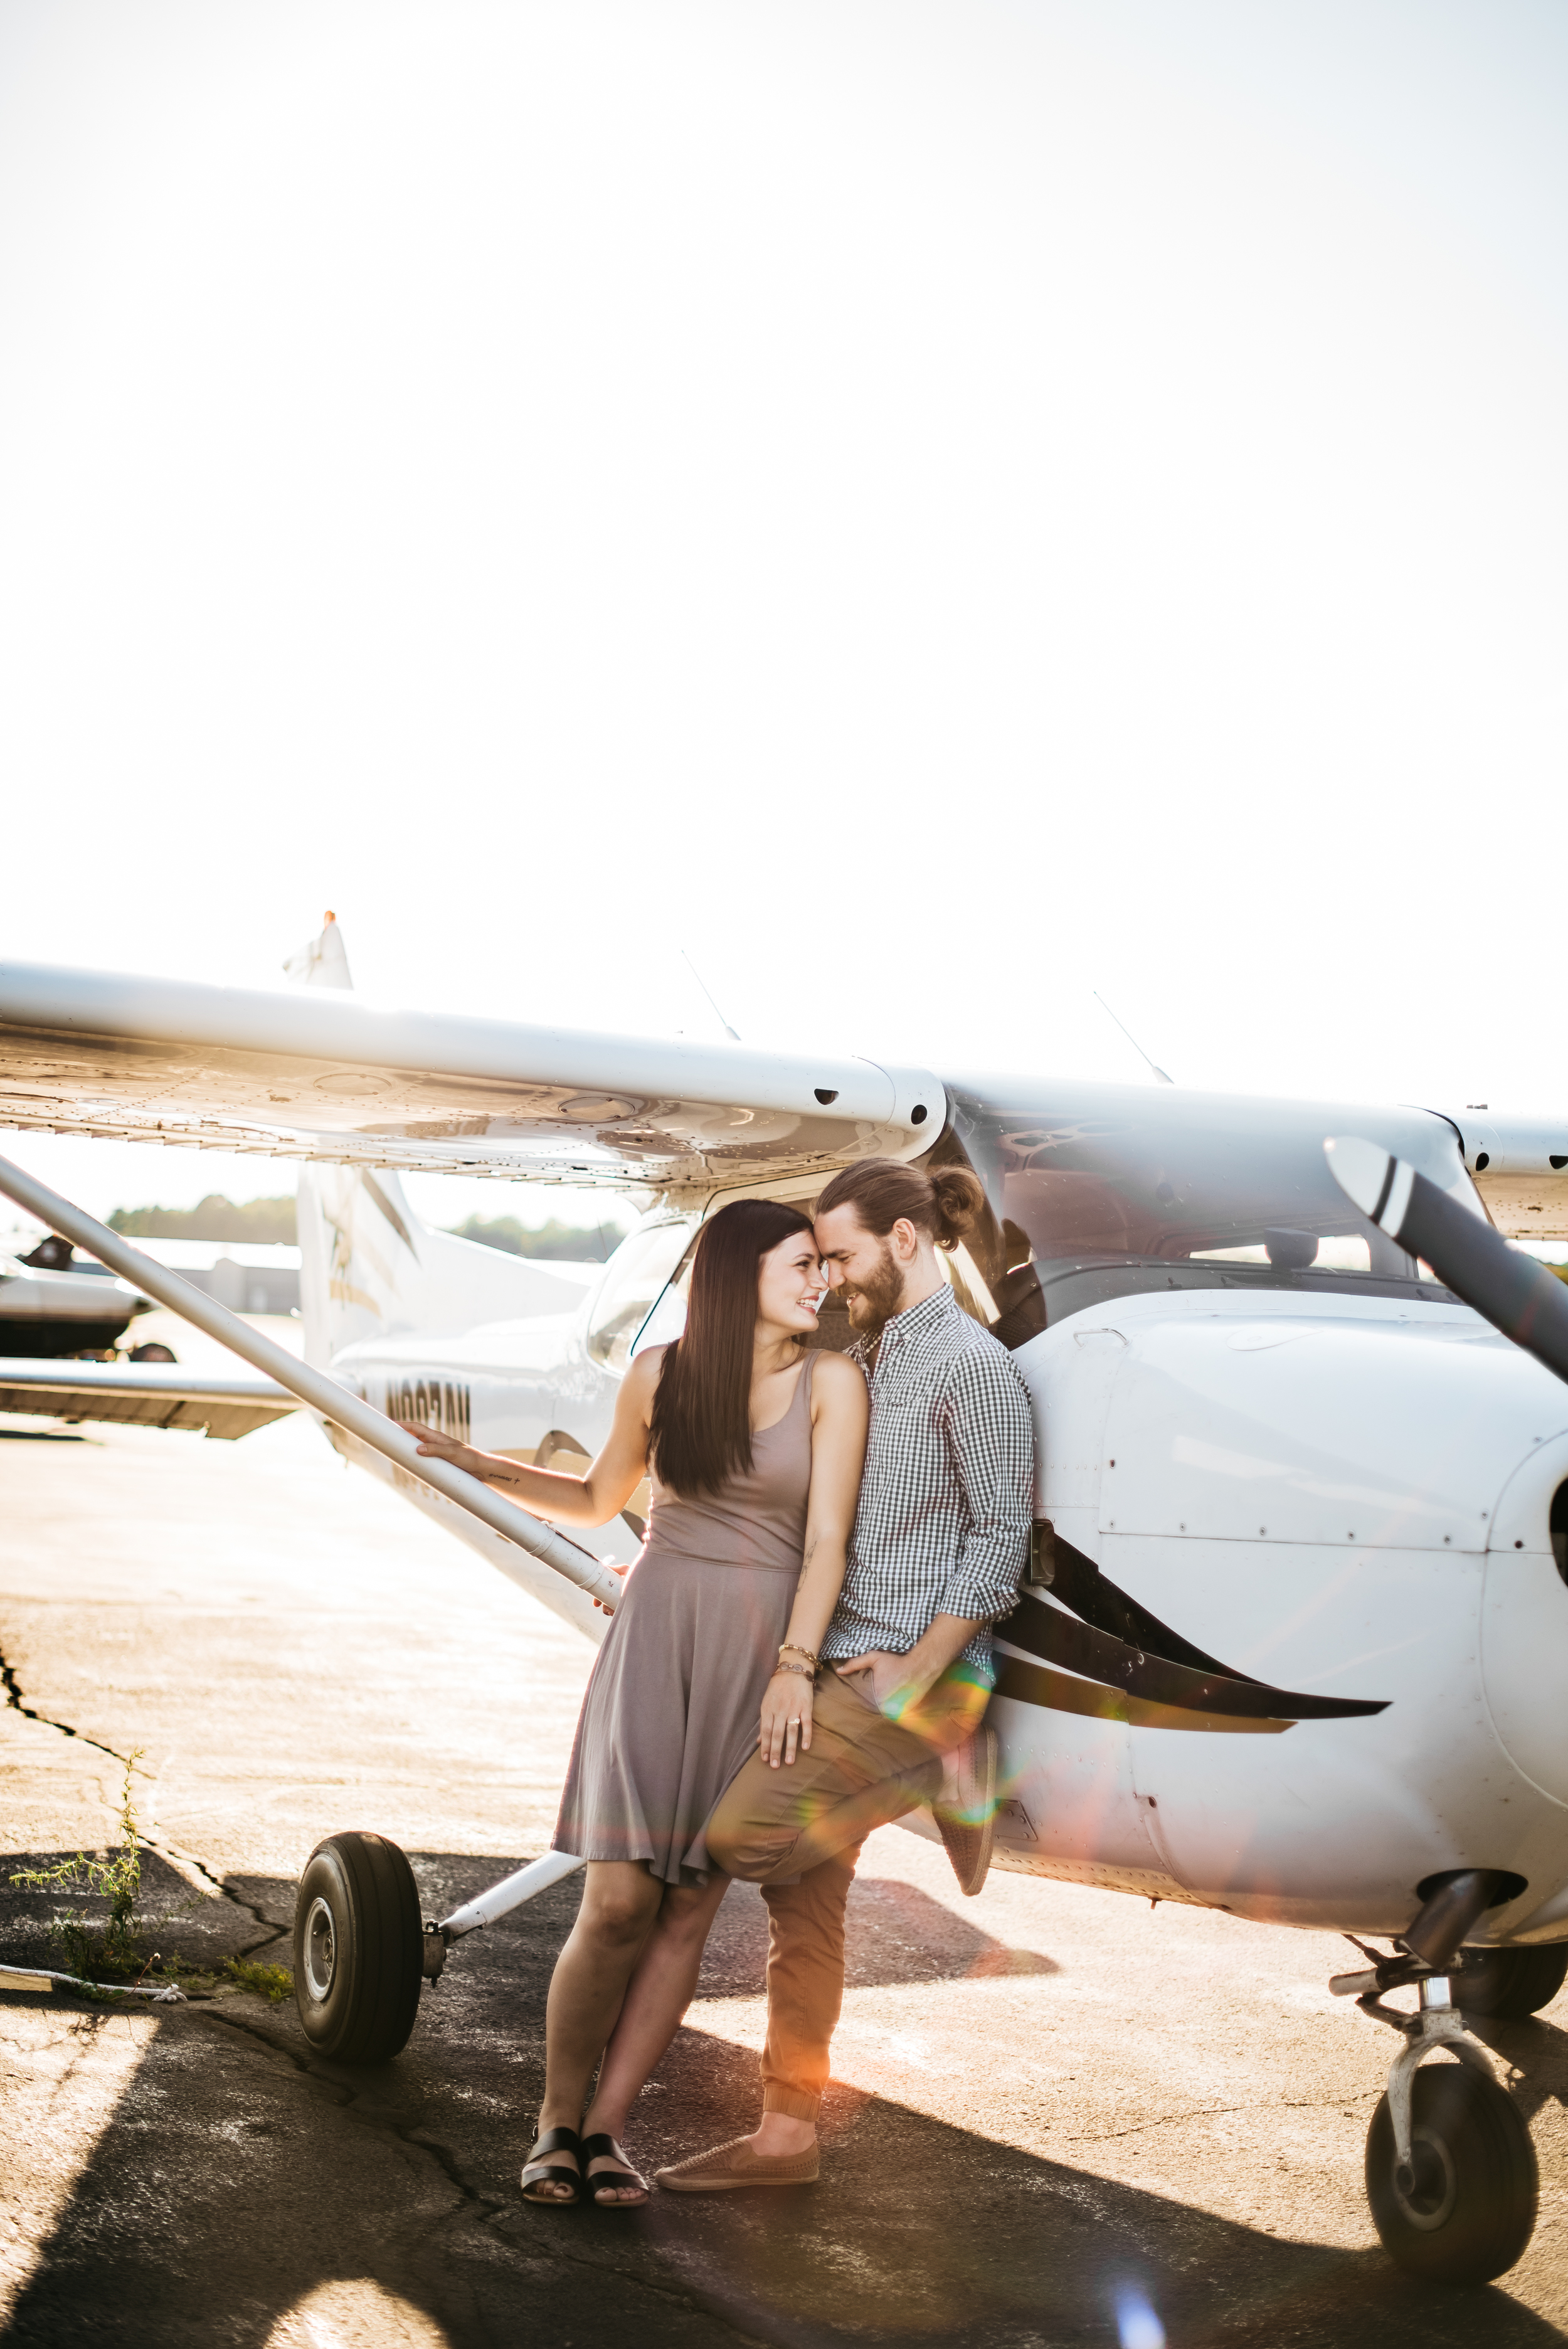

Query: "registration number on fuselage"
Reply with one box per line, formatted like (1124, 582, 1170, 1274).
(376, 1375, 471, 1445)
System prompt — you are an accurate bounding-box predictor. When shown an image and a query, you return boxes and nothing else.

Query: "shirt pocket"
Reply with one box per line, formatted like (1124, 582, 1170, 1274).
(870, 1381, 926, 1420)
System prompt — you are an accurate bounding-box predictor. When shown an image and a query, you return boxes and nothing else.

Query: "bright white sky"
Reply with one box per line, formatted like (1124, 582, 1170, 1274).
(2, 0, 1565, 1225)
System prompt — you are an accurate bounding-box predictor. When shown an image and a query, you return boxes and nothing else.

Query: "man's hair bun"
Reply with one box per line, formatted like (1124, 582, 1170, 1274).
(928, 1164, 985, 1247)
(816, 1157, 987, 1253)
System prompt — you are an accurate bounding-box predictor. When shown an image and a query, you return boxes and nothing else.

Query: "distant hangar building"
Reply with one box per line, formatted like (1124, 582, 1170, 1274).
(121, 1238, 302, 1315)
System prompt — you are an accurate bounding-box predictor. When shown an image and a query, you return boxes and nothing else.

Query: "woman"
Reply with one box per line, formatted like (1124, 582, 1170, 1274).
(403, 1199, 868, 2208)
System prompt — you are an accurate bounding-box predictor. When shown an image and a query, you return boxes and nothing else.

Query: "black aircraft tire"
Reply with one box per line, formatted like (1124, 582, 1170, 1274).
(1458, 1944, 1568, 2020)
(292, 1832, 423, 2064)
(1366, 2064, 1538, 2286)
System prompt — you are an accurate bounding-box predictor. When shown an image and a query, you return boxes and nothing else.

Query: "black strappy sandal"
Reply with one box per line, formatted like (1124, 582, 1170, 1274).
(521, 2124, 583, 2205)
(580, 2131, 650, 2208)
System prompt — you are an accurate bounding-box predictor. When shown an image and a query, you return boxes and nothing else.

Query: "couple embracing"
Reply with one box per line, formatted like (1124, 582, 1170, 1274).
(411, 1157, 1034, 2207)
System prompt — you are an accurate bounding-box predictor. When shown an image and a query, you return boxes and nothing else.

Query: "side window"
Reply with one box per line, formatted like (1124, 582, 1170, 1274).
(631, 1240, 696, 1359)
(586, 1220, 697, 1372)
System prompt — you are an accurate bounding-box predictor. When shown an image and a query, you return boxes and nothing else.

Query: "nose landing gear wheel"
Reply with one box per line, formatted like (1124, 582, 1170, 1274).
(292, 1832, 424, 2064)
(1366, 2063, 1539, 2284)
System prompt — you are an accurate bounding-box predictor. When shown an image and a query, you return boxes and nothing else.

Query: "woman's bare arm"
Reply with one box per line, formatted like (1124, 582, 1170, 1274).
(789, 1352, 869, 1648)
(398, 1348, 661, 1528)
(758, 1352, 869, 1766)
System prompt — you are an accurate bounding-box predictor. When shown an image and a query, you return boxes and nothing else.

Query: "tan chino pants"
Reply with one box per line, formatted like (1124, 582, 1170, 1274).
(706, 1665, 989, 2121)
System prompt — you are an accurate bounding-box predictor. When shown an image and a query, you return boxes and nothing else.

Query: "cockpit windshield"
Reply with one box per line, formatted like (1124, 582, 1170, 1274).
(932, 1078, 1482, 1347)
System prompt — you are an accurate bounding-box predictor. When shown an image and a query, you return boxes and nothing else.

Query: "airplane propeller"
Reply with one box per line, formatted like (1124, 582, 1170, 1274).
(1326, 1136, 1568, 1387)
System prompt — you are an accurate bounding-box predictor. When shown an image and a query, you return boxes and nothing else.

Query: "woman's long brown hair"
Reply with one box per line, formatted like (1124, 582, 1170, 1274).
(649, 1198, 815, 1499)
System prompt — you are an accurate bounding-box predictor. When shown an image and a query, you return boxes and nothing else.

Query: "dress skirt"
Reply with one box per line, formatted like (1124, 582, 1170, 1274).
(552, 1551, 798, 1884)
(551, 1349, 818, 1886)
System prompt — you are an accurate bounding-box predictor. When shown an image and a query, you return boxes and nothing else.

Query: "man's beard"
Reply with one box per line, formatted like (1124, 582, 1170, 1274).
(841, 1242, 905, 1339)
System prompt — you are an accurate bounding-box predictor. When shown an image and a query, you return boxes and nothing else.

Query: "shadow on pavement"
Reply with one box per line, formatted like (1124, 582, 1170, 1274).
(1473, 2011, 1568, 2132)
(0, 1842, 1052, 1998)
(0, 1854, 1564, 2348)
(697, 1869, 1057, 1998)
(1, 1846, 281, 1978)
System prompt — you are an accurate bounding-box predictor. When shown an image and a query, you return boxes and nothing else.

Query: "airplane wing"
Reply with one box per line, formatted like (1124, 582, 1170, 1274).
(0, 962, 942, 1189)
(1427, 1109, 1568, 1246)
(0, 1357, 300, 1439)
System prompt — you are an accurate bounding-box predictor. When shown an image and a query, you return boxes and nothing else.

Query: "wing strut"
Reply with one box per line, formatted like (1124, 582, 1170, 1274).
(0, 1154, 622, 1609)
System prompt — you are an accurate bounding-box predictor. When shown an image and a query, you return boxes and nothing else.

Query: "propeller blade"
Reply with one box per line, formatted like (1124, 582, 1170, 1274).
(1326, 1136, 1568, 1386)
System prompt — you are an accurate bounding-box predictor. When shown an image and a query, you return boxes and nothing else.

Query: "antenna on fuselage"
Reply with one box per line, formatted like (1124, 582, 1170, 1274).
(1094, 992, 1174, 1084)
(681, 949, 741, 1042)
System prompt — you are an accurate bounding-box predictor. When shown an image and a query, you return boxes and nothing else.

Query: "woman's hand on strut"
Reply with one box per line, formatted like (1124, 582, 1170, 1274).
(395, 1354, 657, 1532)
(593, 1564, 628, 1615)
(396, 1420, 480, 1477)
(759, 1670, 813, 1769)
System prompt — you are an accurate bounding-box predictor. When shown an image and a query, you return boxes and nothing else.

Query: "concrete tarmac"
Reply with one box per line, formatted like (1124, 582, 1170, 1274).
(3, 1331, 1567, 2348)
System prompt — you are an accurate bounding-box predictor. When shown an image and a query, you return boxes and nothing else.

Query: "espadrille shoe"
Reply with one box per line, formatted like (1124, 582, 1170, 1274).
(933, 1722, 999, 1897)
(654, 2134, 820, 2193)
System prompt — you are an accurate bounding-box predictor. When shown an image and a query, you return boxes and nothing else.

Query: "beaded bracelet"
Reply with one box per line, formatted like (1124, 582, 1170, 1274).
(779, 1643, 819, 1667)
(772, 1660, 815, 1680)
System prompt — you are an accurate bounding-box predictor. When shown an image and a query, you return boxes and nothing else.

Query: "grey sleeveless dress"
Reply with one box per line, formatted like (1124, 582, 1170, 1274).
(553, 1353, 817, 1885)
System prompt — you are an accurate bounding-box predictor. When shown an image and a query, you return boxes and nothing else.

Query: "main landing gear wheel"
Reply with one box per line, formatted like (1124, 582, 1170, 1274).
(292, 1832, 424, 2063)
(1458, 1944, 1568, 2020)
(1366, 2064, 1539, 2285)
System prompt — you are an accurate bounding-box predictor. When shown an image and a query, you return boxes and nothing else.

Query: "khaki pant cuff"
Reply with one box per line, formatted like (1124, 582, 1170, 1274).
(761, 2087, 820, 2123)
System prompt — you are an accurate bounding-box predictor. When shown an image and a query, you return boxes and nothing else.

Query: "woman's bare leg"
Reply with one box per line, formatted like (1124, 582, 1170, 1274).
(532, 1860, 664, 2196)
(582, 1873, 731, 2198)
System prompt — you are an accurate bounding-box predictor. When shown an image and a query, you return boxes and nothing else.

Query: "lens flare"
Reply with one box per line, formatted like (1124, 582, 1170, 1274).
(1116, 2291, 1166, 2349)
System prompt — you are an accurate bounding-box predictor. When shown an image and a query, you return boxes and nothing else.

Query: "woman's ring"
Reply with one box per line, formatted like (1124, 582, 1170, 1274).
(788, 1719, 801, 1729)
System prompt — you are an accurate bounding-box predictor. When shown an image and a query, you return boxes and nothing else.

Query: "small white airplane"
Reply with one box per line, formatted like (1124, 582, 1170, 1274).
(0, 1228, 163, 1359)
(3, 917, 1568, 2287)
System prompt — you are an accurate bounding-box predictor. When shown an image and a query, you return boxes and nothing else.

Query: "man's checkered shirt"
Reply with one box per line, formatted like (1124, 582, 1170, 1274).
(820, 1282, 1036, 1683)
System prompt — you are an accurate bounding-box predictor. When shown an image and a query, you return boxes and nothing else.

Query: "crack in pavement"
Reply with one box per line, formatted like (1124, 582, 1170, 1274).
(0, 1634, 289, 1955)
(194, 2003, 781, 2347)
(194, 2002, 501, 2213)
(1059, 2087, 1386, 2145)
(1, 1647, 128, 1768)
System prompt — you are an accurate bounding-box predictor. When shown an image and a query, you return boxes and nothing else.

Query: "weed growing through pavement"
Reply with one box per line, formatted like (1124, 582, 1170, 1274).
(8, 1752, 292, 2001)
(224, 1956, 294, 2003)
(9, 1751, 156, 1981)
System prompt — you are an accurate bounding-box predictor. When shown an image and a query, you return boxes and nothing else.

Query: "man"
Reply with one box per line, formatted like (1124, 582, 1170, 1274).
(655, 1156, 1035, 2193)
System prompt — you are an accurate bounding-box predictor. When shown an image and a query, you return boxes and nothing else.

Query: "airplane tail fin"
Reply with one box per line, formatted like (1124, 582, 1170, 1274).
(297, 1160, 431, 1369)
(289, 914, 427, 1365)
(282, 910, 354, 991)
(289, 916, 595, 1372)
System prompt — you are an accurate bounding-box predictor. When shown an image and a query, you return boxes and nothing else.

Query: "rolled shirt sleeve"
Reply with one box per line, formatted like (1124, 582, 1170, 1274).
(936, 1351, 1035, 1626)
